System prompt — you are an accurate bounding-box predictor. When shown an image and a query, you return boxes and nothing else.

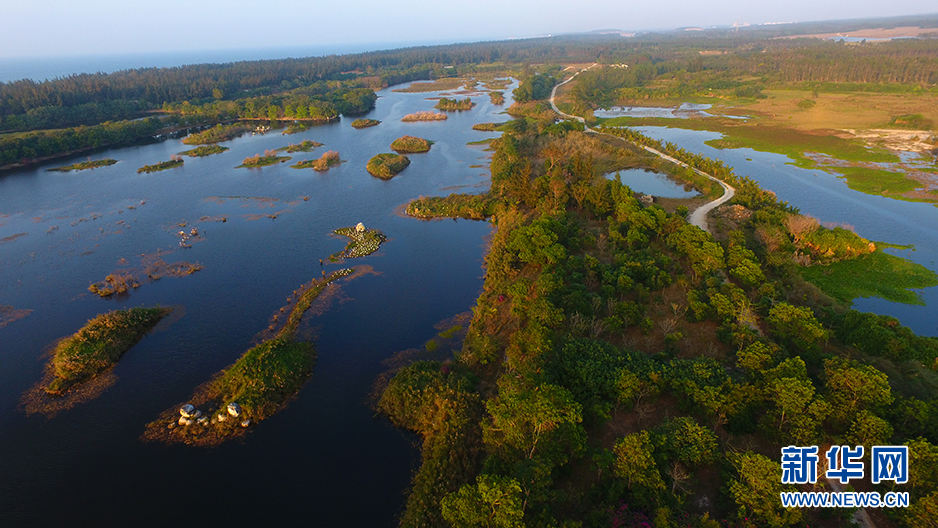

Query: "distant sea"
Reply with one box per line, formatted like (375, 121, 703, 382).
(0, 40, 460, 83)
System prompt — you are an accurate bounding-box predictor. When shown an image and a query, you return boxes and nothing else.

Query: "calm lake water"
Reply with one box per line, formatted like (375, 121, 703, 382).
(0, 80, 514, 526)
(605, 168, 700, 198)
(635, 125, 938, 338)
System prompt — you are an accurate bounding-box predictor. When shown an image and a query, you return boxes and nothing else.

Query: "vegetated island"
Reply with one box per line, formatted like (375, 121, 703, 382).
(137, 155, 184, 174)
(351, 118, 381, 129)
(237, 149, 291, 168)
(472, 122, 508, 132)
(401, 111, 447, 122)
(291, 150, 342, 171)
(366, 153, 410, 179)
(48, 158, 117, 172)
(278, 139, 323, 153)
(178, 145, 229, 157)
(331, 223, 387, 260)
(435, 97, 475, 111)
(390, 135, 432, 153)
(182, 123, 252, 145)
(42, 307, 172, 396)
(143, 268, 354, 446)
(489, 91, 505, 105)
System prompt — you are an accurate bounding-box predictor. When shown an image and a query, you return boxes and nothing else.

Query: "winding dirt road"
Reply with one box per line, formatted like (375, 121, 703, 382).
(549, 66, 735, 232)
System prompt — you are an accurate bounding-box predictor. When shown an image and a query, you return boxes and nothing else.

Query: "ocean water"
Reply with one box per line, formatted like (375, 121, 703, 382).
(0, 40, 460, 83)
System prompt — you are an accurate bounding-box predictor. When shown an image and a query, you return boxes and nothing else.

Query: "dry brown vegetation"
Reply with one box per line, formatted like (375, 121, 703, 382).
(401, 111, 448, 122)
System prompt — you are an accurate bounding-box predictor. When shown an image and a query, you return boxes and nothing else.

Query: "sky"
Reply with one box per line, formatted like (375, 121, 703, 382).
(1, 0, 936, 59)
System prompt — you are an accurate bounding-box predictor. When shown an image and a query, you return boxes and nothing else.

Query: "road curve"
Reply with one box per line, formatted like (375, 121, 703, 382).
(548, 65, 735, 233)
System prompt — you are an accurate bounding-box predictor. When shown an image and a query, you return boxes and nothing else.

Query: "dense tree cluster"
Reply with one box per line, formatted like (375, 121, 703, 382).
(383, 119, 938, 527)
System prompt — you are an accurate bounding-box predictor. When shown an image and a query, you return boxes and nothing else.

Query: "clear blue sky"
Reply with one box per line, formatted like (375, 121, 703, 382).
(2, 0, 936, 58)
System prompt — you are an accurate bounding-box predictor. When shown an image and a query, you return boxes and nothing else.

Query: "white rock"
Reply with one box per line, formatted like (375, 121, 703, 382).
(198, 416, 208, 425)
(179, 404, 195, 417)
(192, 410, 203, 419)
(178, 417, 192, 426)
(240, 419, 251, 428)
(227, 402, 242, 417)
(217, 414, 227, 422)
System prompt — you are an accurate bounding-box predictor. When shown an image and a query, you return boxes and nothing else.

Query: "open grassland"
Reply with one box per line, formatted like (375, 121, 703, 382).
(802, 249, 938, 305)
(828, 166, 929, 200)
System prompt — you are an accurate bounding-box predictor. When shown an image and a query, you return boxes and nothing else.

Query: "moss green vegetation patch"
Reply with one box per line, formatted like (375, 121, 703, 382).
(366, 153, 410, 179)
(144, 268, 353, 446)
(278, 139, 323, 153)
(406, 193, 497, 220)
(291, 150, 342, 171)
(600, 117, 900, 167)
(390, 135, 431, 153)
(489, 91, 505, 105)
(467, 138, 494, 146)
(401, 111, 447, 122)
(472, 122, 508, 132)
(46, 307, 171, 395)
(48, 158, 117, 172)
(137, 159, 183, 173)
(887, 113, 934, 130)
(182, 124, 251, 145)
(827, 166, 924, 198)
(703, 125, 900, 167)
(802, 250, 938, 305)
(351, 118, 381, 129)
(332, 226, 387, 259)
(237, 154, 291, 168)
(178, 145, 228, 157)
(435, 97, 474, 111)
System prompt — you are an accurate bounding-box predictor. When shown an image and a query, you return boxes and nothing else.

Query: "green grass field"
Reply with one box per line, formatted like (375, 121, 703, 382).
(802, 250, 938, 305)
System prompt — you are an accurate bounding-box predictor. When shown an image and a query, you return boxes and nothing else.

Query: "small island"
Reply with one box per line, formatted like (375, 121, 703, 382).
(278, 139, 323, 153)
(401, 111, 447, 122)
(435, 97, 475, 111)
(283, 123, 311, 135)
(366, 153, 410, 179)
(143, 268, 354, 446)
(472, 122, 507, 131)
(332, 223, 387, 259)
(237, 149, 292, 168)
(48, 158, 117, 172)
(351, 118, 381, 129)
(489, 91, 505, 105)
(44, 307, 171, 395)
(137, 155, 184, 174)
(183, 123, 252, 145)
(179, 145, 229, 157)
(292, 150, 342, 171)
(390, 135, 432, 154)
